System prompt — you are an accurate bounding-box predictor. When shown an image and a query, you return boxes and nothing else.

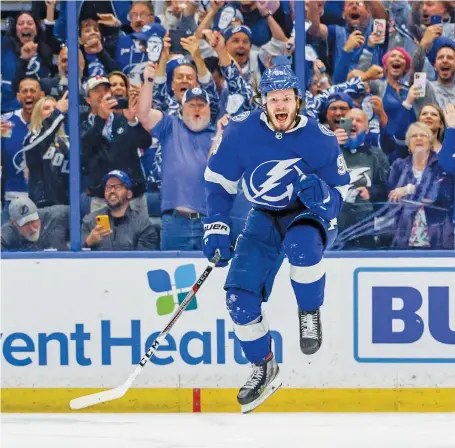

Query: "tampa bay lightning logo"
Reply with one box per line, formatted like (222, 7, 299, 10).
(242, 158, 302, 208)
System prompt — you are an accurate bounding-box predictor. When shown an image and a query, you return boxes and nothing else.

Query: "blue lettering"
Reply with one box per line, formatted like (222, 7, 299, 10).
(180, 331, 211, 365)
(270, 331, 283, 363)
(428, 287, 455, 345)
(145, 332, 176, 365)
(38, 332, 69, 365)
(70, 324, 91, 366)
(372, 287, 424, 343)
(228, 331, 248, 365)
(3, 333, 35, 366)
(216, 319, 225, 364)
(101, 320, 141, 365)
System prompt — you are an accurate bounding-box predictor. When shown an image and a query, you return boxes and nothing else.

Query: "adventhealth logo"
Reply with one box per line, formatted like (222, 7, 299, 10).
(147, 264, 198, 315)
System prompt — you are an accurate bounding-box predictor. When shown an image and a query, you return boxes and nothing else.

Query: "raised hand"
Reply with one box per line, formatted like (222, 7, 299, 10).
(344, 30, 365, 52)
(98, 95, 117, 120)
(144, 61, 158, 82)
(97, 13, 122, 27)
(123, 94, 138, 123)
(20, 41, 38, 60)
(84, 35, 103, 54)
(420, 24, 443, 49)
(56, 90, 69, 113)
(180, 35, 201, 59)
(371, 95, 385, 116)
(334, 128, 349, 146)
(405, 83, 422, 105)
(86, 225, 113, 247)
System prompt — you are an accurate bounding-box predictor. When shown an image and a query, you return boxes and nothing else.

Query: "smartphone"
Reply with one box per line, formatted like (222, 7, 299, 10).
(414, 72, 427, 98)
(96, 215, 111, 231)
(373, 19, 386, 43)
(340, 117, 353, 135)
(112, 97, 129, 110)
(430, 15, 442, 25)
(271, 55, 292, 66)
(169, 29, 192, 55)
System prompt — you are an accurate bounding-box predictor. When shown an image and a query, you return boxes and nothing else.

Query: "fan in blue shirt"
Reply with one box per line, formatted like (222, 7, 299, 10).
(1, 78, 44, 222)
(138, 63, 216, 251)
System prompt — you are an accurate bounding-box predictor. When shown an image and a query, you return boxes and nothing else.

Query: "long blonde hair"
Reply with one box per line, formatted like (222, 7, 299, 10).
(29, 96, 68, 144)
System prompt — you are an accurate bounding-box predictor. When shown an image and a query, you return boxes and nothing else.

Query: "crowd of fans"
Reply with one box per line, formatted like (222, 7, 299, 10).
(1, 0, 455, 252)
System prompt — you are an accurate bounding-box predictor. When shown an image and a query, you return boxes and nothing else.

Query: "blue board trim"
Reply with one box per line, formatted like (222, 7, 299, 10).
(2, 250, 455, 260)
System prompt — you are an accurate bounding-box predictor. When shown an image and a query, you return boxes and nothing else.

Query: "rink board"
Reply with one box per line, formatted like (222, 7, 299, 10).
(1, 254, 455, 412)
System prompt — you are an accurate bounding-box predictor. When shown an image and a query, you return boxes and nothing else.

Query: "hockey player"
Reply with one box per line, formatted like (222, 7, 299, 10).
(203, 65, 350, 413)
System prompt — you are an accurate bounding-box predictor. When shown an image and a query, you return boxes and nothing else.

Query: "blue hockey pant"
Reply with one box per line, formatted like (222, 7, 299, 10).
(225, 208, 327, 363)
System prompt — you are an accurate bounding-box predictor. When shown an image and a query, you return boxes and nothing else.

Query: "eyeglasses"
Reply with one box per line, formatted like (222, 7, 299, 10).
(130, 12, 152, 20)
(265, 96, 297, 105)
(105, 184, 126, 192)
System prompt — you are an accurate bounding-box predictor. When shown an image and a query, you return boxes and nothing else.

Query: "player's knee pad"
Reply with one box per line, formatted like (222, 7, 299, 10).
(226, 288, 269, 342)
(284, 224, 325, 286)
(287, 211, 338, 249)
(226, 288, 263, 325)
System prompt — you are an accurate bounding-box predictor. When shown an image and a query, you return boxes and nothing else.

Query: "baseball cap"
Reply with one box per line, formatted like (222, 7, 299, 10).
(222, 25, 252, 43)
(103, 170, 133, 189)
(9, 197, 39, 227)
(182, 87, 209, 105)
(133, 23, 166, 42)
(84, 75, 111, 96)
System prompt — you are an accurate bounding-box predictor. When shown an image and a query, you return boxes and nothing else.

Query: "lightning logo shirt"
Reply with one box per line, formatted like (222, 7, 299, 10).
(1, 110, 29, 197)
(205, 110, 350, 217)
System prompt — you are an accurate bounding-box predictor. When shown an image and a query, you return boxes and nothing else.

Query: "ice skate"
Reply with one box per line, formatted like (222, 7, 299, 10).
(298, 309, 322, 355)
(237, 353, 282, 414)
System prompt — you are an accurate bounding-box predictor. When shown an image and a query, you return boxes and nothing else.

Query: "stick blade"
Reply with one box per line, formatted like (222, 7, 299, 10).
(69, 384, 128, 410)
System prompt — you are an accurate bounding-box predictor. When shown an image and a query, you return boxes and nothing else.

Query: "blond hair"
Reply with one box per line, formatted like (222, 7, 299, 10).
(29, 96, 68, 143)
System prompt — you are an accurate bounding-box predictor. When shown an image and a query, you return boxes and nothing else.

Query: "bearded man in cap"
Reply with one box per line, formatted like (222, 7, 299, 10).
(1, 197, 69, 251)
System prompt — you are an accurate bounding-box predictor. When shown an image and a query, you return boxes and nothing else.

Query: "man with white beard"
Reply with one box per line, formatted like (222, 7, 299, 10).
(1, 198, 70, 251)
(138, 62, 216, 250)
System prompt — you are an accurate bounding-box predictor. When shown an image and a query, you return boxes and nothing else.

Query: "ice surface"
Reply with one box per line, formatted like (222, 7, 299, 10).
(2, 413, 454, 448)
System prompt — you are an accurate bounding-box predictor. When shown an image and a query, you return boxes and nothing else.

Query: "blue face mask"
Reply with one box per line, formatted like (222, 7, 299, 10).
(346, 131, 367, 151)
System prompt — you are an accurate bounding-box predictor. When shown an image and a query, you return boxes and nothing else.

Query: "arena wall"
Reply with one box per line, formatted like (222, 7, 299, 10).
(1, 253, 454, 412)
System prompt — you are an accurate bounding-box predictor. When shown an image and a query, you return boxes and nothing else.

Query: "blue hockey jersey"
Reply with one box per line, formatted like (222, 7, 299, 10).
(1, 109, 29, 197)
(205, 110, 350, 218)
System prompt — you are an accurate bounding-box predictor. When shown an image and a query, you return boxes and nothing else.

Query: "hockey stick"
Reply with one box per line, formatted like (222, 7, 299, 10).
(69, 250, 222, 410)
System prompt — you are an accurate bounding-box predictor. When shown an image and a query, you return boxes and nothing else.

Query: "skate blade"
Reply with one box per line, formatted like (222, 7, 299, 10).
(240, 374, 282, 414)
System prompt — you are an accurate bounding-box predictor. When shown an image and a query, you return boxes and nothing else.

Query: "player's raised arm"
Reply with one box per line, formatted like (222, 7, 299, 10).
(137, 62, 164, 132)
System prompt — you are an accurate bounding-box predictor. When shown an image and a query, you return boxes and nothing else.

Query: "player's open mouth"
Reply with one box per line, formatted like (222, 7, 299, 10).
(350, 13, 360, 21)
(275, 113, 288, 123)
(24, 99, 35, 107)
(440, 67, 450, 75)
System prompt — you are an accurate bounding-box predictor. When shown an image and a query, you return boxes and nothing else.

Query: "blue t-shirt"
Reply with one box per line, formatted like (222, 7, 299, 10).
(151, 114, 215, 214)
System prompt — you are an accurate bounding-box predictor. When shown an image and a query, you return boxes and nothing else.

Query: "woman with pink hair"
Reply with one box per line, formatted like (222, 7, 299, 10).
(370, 46, 415, 131)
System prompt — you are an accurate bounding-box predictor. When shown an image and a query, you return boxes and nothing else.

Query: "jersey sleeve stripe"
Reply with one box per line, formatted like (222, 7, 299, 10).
(22, 113, 65, 152)
(204, 166, 239, 195)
